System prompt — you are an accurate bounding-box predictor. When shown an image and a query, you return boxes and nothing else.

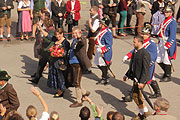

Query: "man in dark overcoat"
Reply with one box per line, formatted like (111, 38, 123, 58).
(123, 35, 151, 120)
(0, 71, 20, 117)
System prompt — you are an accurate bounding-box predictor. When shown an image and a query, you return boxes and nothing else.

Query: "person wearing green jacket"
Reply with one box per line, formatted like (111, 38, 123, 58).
(29, 18, 55, 84)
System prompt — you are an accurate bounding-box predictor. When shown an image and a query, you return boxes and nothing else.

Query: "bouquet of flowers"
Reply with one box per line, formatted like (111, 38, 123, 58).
(49, 44, 64, 57)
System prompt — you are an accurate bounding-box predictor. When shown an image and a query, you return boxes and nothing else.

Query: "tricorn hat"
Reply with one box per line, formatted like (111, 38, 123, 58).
(99, 17, 108, 27)
(0, 71, 11, 81)
(163, 2, 174, 13)
(141, 22, 152, 34)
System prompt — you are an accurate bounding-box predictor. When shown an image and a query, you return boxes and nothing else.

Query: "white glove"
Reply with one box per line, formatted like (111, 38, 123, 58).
(122, 56, 129, 63)
(97, 48, 102, 53)
(164, 46, 168, 50)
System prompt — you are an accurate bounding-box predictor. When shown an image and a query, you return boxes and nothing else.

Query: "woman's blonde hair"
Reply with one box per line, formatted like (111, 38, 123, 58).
(26, 105, 37, 120)
(49, 111, 60, 120)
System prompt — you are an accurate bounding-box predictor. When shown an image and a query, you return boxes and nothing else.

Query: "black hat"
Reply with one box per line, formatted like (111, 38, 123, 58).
(163, 2, 174, 13)
(141, 22, 152, 34)
(99, 17, 108, 27)
(0, 71, 11, 81)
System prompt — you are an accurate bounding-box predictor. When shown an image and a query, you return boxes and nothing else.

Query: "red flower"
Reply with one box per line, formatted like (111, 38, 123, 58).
(50, 44, 65, 58)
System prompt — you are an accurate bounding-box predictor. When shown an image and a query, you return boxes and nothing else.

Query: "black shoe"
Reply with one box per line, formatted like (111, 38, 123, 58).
(122, 95, 133, 102)
(7, 37, 11, 41)
(149, 80, 162, 98)
(31, 73, 42, 78)
(160, 76, 171, 82)
(82, 70, 92, 74)
(96, 79, 105, 85)
(149, 93, 162, 98)
(28, 78, 39, 84)
(96, 79, 109, 85)
(103, 79, 110, 85)
(96, 80, 102, 85)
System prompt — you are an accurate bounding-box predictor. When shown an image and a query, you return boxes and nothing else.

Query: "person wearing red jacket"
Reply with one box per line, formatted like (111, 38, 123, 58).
(65, 0, 81, 40)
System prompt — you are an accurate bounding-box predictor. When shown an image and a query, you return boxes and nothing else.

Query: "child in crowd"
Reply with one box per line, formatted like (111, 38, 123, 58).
(26, 86, 49, 120)
(79, 106, 91, 120)
(26, 87, 60, 120)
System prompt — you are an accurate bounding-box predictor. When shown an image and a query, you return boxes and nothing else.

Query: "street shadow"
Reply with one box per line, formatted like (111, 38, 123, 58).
(20, 55, 76, 102)
(63, 89, 76, 103)
(110, 77, 133, 98)
(95, 90, 136, 117)
(83, 70, 133, 101)
(26, 76, 76, 103)
(154, 73, 163, 79)
(123, 60, 130, 65)
(171, 76, 180, 86)
(155, 73, 180, 85)
(83, 72, 100, 82)
(83, 67, 133, 97)
(20, 55, 38, 76)
(38, 80, 76, 103)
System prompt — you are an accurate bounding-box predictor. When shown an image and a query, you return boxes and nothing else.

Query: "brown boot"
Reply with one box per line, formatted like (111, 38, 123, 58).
(112, 28, 121, 38)
(69, 102, 82, 108)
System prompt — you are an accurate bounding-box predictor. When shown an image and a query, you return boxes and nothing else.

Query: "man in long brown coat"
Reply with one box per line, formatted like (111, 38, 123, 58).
(0, 71, 20, 116)
(68, 26, 91, 108)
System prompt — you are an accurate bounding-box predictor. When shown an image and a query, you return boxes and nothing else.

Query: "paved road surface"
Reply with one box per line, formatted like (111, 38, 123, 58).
(0, 1, 180, 120)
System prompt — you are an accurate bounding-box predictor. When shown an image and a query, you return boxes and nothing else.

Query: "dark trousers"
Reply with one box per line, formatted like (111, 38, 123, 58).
(104, 14, 117, 27)
(34, 55, 49, 83)
(108, 14, 117, 27)
(87, 38, 95, 60)
(54, 20, 63, 29)
(135, 12, 144, 35)
(98, 66, 108, 79)
(126, 12, 132, 27)
(68, 20, 78, 38)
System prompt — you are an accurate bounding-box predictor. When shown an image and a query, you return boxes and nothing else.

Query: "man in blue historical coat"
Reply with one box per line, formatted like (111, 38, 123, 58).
(94, 18, 113, 85)
(156, 4, 177, 82)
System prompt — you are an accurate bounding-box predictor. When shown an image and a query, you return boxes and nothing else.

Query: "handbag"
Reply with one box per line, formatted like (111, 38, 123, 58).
(54, 59, 67, 71)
